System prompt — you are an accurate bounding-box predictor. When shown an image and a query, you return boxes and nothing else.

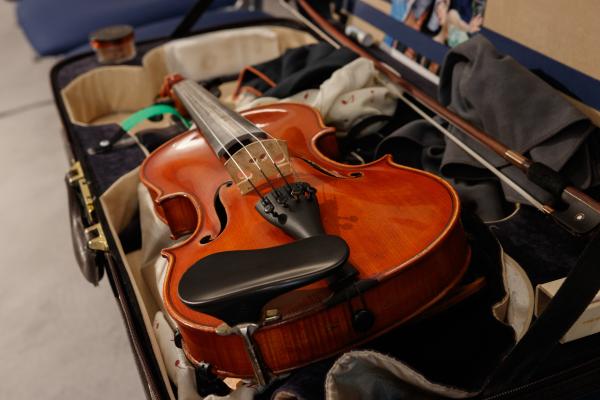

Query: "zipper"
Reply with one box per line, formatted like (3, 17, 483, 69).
(484, 356, 600, 399)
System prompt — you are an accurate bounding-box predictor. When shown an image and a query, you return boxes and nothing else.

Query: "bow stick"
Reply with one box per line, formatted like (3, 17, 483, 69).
(287, 0, 600, 235)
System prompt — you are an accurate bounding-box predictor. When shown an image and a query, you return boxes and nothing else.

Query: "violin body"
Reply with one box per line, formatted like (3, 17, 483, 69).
(140, 101, 470, 378)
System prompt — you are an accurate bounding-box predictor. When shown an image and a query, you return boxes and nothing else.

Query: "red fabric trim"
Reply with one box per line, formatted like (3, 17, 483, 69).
(233, 65, 277, 99)
(239, 86, 263, 97)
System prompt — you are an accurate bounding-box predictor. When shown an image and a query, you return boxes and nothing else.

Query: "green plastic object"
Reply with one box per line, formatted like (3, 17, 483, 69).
(119, 104, 190, 132)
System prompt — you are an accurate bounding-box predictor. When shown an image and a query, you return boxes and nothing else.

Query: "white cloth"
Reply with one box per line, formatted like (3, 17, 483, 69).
(236, 58, 403, 131)
(153, 312, 257, 400)
(154, 312, 203, 400)
(501, 252, 534, 341)
(323, 248, 534, 400)
(163, 26, 317, 83)
(325, 350, 475, 400)
(138, 183, 175, 309)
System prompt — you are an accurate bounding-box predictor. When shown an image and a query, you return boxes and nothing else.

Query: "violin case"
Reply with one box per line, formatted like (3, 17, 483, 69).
(53, 1, 600, 399)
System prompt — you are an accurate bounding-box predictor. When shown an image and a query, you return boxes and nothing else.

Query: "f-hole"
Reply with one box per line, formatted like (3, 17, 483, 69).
(199, 181, 232, 244)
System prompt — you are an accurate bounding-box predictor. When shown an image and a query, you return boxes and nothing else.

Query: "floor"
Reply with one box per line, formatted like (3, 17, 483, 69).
(0, 3, 145, 399)
(0, 2, 293, 398)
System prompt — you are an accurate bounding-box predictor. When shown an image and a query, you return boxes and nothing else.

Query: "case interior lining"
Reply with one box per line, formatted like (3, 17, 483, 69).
(61, 26, 317, 126)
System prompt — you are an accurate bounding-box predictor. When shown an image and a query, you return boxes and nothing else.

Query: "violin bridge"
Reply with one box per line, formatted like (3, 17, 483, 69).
(224, 139, 293, 194)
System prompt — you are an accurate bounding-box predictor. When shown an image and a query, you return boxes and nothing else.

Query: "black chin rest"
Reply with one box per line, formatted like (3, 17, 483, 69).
(178, 235, 349, 326)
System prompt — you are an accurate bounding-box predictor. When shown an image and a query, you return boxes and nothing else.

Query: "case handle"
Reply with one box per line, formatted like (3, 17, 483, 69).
(170, 0, 216, 39)
(484, 228, 600, 393)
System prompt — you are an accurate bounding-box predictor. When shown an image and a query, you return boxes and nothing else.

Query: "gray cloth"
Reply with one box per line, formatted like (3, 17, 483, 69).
(438, 34, 598, 206)
(376, 119, 507, 220)
(326, 353, 447, 399)
(378, 35, 599, 220)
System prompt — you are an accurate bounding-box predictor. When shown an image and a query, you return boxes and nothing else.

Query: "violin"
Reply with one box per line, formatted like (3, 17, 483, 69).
(140, 74, 471, 384)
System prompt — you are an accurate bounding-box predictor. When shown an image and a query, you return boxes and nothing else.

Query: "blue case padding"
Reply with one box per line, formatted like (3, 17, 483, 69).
(16, 0, 236, 55)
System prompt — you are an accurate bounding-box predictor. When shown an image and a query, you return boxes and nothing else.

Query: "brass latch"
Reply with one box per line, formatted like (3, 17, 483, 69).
(67, 161, 108, 253)
(84, 223, 109, 252)
(67, 161, 95, 222)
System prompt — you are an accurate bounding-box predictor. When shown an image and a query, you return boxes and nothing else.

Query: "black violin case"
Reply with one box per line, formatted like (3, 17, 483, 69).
(52, 1, 600, 399)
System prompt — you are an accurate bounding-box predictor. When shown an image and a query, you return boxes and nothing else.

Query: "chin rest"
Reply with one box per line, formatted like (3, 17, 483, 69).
(179, 235, 349, 326)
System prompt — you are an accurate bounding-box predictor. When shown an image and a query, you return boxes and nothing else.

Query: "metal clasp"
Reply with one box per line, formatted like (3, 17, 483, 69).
(67, 161, 95, 223)
(84, 223, 109, 252)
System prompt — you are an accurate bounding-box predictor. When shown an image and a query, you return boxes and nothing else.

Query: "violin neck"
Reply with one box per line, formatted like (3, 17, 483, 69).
(173, 79, 293, 195)
(173, 79, 266, 158)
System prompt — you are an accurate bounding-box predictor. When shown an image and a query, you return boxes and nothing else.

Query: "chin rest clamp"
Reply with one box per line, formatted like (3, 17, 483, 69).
(215, 323, 270, 387)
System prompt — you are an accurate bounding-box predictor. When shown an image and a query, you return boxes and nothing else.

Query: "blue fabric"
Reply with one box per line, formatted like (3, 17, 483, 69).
(135, 9, 270, 41)
(67, 9, 271, 56)
(17, 0, 236, 55)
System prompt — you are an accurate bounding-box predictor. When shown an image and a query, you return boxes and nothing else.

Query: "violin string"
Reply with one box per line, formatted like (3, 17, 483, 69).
(177, 82, 268, 201)
(208, 111, 280, 194)
(396, 91, 547, 211)
(251, 122, 300, 181)
(248, 129, 297, 190)
(247, 126, 296, 189)
(181, 80, 295, 195)
(177, 84, 247, 177)
(268, 136, 298, 184)
(225, 107, 295, 191)
(185, 80, 292, 195)
(204, 82, 295, 187)
(186, 83, 280, 195)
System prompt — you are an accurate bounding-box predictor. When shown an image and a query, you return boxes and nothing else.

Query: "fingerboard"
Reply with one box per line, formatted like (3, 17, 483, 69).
(173, 79, 266, 157)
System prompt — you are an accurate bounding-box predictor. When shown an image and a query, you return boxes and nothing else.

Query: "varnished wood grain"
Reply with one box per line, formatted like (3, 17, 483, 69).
(140, 103, 470, 378)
